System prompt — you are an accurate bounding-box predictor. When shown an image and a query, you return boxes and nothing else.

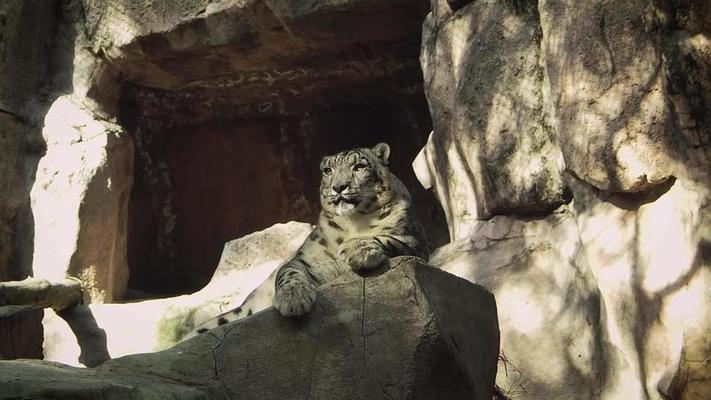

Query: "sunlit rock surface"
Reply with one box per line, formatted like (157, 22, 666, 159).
(42, 221, 311, 367)
(568, 176, 711, 399)
(539, 1, 710, 193)
(3, 258, 499, 400)
(31, 95, 133, 303)
(420, 1, 711, 399)
(431, 209, 602, 399)
(419, 0, 567, 224)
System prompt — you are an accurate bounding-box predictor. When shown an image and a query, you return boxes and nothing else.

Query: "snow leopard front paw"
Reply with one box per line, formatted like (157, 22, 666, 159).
(339, 238, 388, 272)
(273, 275, 317, 317)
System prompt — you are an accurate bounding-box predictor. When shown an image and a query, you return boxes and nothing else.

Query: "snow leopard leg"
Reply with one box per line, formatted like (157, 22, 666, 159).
(273, 257, 318, 317)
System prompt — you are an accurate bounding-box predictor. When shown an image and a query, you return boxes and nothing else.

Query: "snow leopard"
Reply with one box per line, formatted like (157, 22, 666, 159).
(194, 143, 427, 333)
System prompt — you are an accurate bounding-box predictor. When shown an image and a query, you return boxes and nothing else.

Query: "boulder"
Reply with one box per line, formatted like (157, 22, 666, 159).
(418, 0, 568, 227)
(539, 0, 710, 193)
(418, 1, 711, 398)
(430, 208, 603, 399)
(1, 257, 499, 400)
(30, 95, 134, 303)
(424, 163, 711, 400)
(43, 221, 312, 366)
(568, 175, 711, 399)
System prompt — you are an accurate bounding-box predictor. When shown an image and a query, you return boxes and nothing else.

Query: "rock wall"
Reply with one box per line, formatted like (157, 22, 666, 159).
(417, 0, 710, 399)
(31, 96, 133, 303)
(0, 0, 68, 360)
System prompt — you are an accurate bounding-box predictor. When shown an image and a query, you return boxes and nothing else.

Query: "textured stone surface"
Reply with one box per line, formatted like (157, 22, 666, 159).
(43, 222, 312, 366)
(568, 176, 711, 400)
(0, 0, 78, 360)
(539, 0, 710, 193)
(419, 0, 568, 225)
(0, 0, 60, 122)
(0, 306, 43, 360)
(0, 114, 42, 281)
(430, 209, 602, 399)
(81, 0, 429, 91)
(31, 95, 133, 303)
(3, 258, 499, 400)
(419, 1, 711, 399)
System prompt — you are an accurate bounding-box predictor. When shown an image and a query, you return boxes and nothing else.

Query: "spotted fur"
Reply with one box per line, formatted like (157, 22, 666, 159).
(194, 143, 427, 333)
(274, 142, 427, 316)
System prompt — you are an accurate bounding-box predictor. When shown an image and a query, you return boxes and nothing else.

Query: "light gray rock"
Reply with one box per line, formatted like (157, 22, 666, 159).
(418, 2, 711, 399)
(539, 0, 710, 193)
(430, 208, 603, 399)
(567, 175, 711, 399)
(2, 257, 499, 400)
(31, 95, 134, 303)
(419, 0, 568, 224)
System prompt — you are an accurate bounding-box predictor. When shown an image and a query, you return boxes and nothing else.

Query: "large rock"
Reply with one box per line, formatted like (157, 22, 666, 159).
(418, 0, 568, 228)
(1, 257, 499, 400)
(539, 0, 710, 193)
(430, 208, 603, 399)
(0, 0, 77, 361)
(43, 221, 312, 367)
(81, 0, 428, 92)
(418, 1, 711, 399)
(568, 176, 711, 399)
(30, 95, 134, 303)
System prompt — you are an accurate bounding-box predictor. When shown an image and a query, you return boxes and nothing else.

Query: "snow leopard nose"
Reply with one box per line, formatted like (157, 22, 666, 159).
(333, 183, 349, 194)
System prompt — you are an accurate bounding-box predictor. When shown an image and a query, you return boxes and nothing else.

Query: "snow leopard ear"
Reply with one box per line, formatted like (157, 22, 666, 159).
(372, 143, 390, 165)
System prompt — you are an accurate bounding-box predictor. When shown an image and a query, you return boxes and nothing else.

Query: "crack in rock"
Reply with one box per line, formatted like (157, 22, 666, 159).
(306, 302, 327, 400)
(206, 328, 233, 398)
(354, 276, 367, 394)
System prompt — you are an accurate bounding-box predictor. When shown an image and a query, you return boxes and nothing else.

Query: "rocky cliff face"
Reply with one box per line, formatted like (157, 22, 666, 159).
(0, 0, 73, 360)
(417, 0, 710, 398)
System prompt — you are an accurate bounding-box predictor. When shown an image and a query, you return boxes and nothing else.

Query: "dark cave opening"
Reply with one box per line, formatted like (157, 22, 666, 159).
(122, 68, 447, 298)
(101, 0, 447, 298)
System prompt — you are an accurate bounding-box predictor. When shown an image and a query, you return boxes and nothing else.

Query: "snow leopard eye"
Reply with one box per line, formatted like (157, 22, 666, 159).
(322, 167, 333, 176)
(353, 163, 367, 172)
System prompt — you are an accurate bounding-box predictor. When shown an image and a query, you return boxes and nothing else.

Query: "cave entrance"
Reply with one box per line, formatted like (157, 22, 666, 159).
(118, 2, 446, 298)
